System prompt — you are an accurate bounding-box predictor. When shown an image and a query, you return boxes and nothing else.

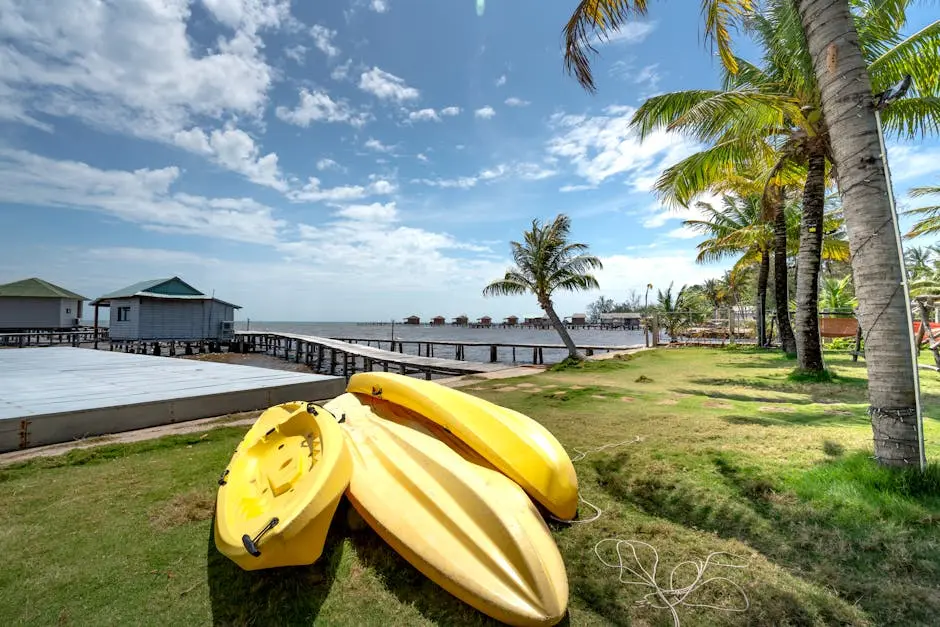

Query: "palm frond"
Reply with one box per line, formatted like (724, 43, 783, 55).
(699, 0, 753, 75)
(880, 97, 940, 139)
(554, 274, 602, 293)
(482, 274, 532, 297)
(910, 184, 940, 198)
(562, 0, 651, 93)
(867, 19, 940, 96)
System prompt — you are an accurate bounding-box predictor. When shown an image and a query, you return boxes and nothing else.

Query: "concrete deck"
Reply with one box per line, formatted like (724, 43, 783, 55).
(0, 347, 344, 452)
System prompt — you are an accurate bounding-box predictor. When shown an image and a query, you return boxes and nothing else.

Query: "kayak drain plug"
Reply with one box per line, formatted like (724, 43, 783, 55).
(243, 517, 279, 557)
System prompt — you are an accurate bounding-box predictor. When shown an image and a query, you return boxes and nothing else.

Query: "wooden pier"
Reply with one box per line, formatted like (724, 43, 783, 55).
(233, 332, 641, 379)
(0, 328, 108, 348)
(234, 332, 515, 380)
(330, 337, 639, 364)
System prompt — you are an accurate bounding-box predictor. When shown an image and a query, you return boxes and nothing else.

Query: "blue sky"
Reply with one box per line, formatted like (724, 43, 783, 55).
(1, 0, 937, 322)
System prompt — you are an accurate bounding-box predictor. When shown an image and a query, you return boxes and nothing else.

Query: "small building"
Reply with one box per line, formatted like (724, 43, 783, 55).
(569, 313, 587, 325)
(0, 277, 87, 330)
(90, 277, 240, 341)
(477, 315, 493, 326)
(403, 315, 420, 325)
(431, 315, 446, 326)
(523, 314, 548, 325)
(504, 315, 519, 326)
(452, 314, 469, 326)
(599, 312, 643, 330)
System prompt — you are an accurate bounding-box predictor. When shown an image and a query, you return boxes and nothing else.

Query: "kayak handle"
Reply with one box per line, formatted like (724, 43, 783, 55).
(306, 402, 319, 416)
(218, 469, 229, 486)
(242, 517, 279, 558)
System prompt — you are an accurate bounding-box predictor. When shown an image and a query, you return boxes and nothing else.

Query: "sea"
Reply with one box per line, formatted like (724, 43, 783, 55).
(235, 321, 646, 365)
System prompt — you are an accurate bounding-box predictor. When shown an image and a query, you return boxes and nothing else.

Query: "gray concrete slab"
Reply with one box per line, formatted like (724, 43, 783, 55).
(0, 347, 344, 452)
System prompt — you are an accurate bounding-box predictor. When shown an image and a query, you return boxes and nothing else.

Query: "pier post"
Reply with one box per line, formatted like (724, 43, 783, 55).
(489, 345, 497, 362)
(330, 349, 337, 375)
(316, 345, 324, 372)
(512, 347, 516, 362)
(538, 347, 544, 364)
(295, 339, 302, 363)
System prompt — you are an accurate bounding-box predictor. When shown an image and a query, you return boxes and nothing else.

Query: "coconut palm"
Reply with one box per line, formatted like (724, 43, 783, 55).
(903, 183, 940, 240)
(904, 244, 934, 278)
(684, 194, 772, 345)
(655, 282, 698, 341)
(819, 275, 858, 313)
(483, 214, 603, 360)
(561, 0, 938, 465)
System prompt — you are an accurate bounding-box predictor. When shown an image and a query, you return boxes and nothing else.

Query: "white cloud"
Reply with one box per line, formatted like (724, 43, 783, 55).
(591, 21, 657, 45)
(173, 126, 286, 191)
(474, 106, 496, 119)
(408, 108, 440, 122)
(359, 67, 420, 102)
(416, 153, 429, 162)
(0, 148, 285, 243)
(495, 75, 507, 87)
(504, 97, 530, 107)
(364, 138, 395, 153)
(0, 0, 280, 139)
(441, 106, 461, 117)
(335, 201, 398, 222)
(316, 158, 343, 171)
(288, 176, 397, 203)
(284, 44, 307, 64)
(413, 162, 557, 189)
(330, 59, 353, 81)
(310, 24, 340, 58)
(547, 105, 701, 190)
(370, 0, 389, 13)
(559, 184, 596, 193)
(888, 145, 940, 182)
(275, 89, 371, 127)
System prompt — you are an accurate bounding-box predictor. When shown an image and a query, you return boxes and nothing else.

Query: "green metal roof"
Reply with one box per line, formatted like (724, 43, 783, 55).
(93, 277, 204, 303)
(91, 276, 240, 308)
(0, 277, 86, 300)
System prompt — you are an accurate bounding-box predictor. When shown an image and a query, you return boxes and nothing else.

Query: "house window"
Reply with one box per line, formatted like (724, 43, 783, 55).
(117, 307, 131, 322)
(65, 308, 71, 314)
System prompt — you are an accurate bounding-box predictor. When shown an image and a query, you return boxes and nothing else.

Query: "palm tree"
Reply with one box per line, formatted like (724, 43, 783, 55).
(684, 194, 772, 345)
(904, 245, 934, 278)
(819, 275, 858, 313)
(655, 282, 697, 341)
(903, 183, 940, 239)
(561, 0, 936, 466)
(483, 214, 603, 360)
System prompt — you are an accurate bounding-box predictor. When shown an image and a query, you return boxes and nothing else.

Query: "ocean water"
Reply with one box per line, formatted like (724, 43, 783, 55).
(236, 321, 645, 365)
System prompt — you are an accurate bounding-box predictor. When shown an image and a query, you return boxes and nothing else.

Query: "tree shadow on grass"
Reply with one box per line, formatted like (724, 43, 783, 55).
(206, 506, 345, 625)
(346, 518, 567, 627)
(591, 450, 940, 627)
(680, 373, 868, 404)
(673, 387, 811, 405)
(721, 410, 867, 427)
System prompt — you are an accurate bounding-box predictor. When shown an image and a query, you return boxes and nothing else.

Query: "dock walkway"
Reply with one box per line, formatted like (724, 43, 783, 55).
(235, 331, 513, 379)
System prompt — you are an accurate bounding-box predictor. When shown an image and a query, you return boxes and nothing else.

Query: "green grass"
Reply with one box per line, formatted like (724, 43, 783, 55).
(1, 348, 939, 626)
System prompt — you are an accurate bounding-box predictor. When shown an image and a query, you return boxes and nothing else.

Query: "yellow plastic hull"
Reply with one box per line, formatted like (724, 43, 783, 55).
(327, 392, 569, 626)
(214, 401, 352, 571)
(346, 372, 579, 520)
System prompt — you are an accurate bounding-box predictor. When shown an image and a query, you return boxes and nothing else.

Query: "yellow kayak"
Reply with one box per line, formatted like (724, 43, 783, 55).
(327, 392, 569, 626)
(214, 401, 352, 571)
(346, 372, 579, 520)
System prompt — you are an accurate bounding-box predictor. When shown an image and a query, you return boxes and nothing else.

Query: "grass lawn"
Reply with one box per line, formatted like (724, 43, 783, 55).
(1, 347, 938, 626)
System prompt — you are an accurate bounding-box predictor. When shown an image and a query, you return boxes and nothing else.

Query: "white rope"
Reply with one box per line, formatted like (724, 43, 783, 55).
(551, 437, 641, 525)
(593, 539, 750, 627)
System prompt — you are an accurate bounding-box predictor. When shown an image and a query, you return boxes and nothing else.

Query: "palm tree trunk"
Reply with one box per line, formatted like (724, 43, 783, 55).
(796, 0, 921, 467)
(795, 147, 826, 372)
(774, 203, 797, 355)
(542, 300, 582, 360)
(758, 248, 770, 347)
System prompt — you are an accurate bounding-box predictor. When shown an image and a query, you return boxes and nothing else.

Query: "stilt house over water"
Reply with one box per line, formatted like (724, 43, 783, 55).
(90, 277, 240, 342)
(0, 277, 87, 330)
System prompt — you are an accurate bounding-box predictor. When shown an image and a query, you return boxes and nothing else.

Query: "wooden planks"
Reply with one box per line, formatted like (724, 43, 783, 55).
(0, 347, 345, 451)
(237, 332, 513, 375)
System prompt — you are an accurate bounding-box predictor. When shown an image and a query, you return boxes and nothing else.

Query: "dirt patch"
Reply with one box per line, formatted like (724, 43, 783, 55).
(516, 383, 537, 388)
(149, 489, 215, 530)
(759, 405, 795, 413)
(620, 396, 636, 402)
(824, 408, 854, 416)
(635, 375, 654, 383)
(591, 395, 608, 400)
(553, 390, 568, 397)
(657, 398, 678, 405)
(569, 385, 586, 390)
(493, 385, 519, 392)
(703, 400, 733, 409)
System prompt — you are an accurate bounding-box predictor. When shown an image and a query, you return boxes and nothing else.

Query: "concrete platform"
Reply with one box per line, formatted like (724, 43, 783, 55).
(0, 347, 345, 452)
